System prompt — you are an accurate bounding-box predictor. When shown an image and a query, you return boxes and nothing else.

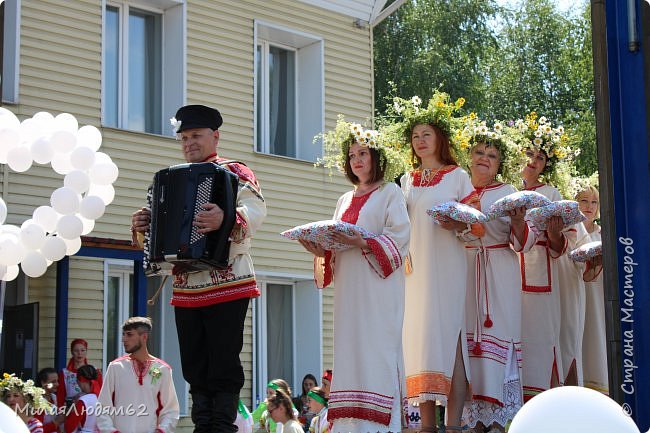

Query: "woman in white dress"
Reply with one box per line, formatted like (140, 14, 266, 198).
(302, 119, 410, 433)
(394, 93, 478, 432)
(459, 123, 532, 431)
(577, 184, 607, 394)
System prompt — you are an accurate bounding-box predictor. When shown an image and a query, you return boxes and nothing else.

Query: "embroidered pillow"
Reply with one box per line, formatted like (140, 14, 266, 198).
(568, 241, 602, 262)
(281, 220, 375, 251)
(486, 190, 552, 219)
(526, 200, 586, 231)
(426, 201, 488, 224)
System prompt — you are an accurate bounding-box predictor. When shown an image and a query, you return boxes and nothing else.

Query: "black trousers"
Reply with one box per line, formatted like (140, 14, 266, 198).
(175, 298, 250, 396)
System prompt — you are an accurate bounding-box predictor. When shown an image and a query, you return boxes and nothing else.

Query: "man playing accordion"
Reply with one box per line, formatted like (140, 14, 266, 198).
(131, 104, 266, 433)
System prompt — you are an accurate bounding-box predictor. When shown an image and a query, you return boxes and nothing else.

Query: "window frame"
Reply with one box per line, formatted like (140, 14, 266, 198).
(1, 0, 20, 104)
(253, 276, 322, 403)
(254, 20, 325, 162)
(102, 259, 135, 371)
(101, 0, 185, 136)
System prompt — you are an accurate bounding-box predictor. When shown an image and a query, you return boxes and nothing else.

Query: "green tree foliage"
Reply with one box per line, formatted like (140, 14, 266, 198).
(374, 0, 597, 175)
(373, 0, 499, 114)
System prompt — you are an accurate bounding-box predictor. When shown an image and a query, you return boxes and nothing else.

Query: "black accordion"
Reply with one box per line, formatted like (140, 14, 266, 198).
(143, 162, 240, 276)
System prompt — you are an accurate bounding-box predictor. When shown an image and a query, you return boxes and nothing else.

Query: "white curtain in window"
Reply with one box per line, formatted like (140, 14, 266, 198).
(266, 284, 293, 384)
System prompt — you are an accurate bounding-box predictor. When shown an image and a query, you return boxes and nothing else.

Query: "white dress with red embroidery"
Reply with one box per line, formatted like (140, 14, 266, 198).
(461, 183, 534, 428)
(401, 166, 479, 404)
(97, 355, 179, 433)
(581, 224, 608, 394)
(558, 221, 590, 386)
(171, 157, 266, 308)
(519, 183, 566, 401)
(313, 182, 410, 433)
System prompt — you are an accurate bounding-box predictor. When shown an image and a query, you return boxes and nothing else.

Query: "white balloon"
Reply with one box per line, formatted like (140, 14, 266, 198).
(51, 187, 80, 215)
(51, 151, 74, 175)
(63, 237, 82, 256)
(33, 205, 60, 232)
(0, 127, 21, 163)
(1, 224, 21, 237)
(0, 401, 31, 432)
(79, 195, 106, 220)
(509, 386, 640, 433)
(76, 125, 102, 151)
(50, 130, 77, 153)
(21, 222, 46, 250)
(89, 161, 119, 185)
(31, 136, 54, 164)
(2, 264, 20, 281)
(0, 233, 23, 266)
(19, 117, 41, 145)
(54, 112, 79, 133)
(88, 184, 115, 205)
(41, 235, 67, 261)
(70, 145, 96, 170)
(0, 197, 7, 225)
(93, 151, 112, 164)
(79, 216, 95, 235)
(56, 214, 83, 239)
(64, 170, 91, 194)
(21, 250, 48, 277)
(0, 107, 21, 130)
(6, 145, 33, 172)
(32, 111, 55, 137)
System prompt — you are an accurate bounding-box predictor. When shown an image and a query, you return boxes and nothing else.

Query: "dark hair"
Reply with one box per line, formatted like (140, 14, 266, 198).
(268, 389, 295, 420)
(37, 367, 57, 386)
(343, 145, 386, 185)
(77, 365, 98, 381)
(410, 123, 457, 169)
(300, 374, 318, 396)
(122, 316, 152, 333)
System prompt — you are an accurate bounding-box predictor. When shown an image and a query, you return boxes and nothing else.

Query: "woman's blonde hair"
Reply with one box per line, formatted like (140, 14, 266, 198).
(268, 389, 296, 420)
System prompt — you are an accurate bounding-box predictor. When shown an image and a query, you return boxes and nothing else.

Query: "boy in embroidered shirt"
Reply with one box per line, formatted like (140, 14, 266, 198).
(97, 317, 179, 433)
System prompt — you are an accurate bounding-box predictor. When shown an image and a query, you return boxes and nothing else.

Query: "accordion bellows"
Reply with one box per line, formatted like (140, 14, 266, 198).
(143, 162, 239, 275)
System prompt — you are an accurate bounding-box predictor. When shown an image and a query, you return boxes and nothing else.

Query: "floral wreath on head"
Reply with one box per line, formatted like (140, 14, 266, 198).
(381, 90, 468, 169)
(456, 114, 528, 187)
(0, 373, 54, 413)
(510, 112, 580, 197)
(315, 115, 409, 183)
(569, 171, 599, 200)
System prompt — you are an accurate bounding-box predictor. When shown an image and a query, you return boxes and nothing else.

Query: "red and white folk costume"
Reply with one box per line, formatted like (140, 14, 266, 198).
(313, 182, 410, 433)
(581, 223, 608, 394)
(170, 157, 266, 307)
(402, 166, 479, 404)
(97, 355, 179, 433)
(519, 183, 566, 401)
(558, 221, 590, 386)
(57, 339, 103, 407)
(461, 182, 533, 428)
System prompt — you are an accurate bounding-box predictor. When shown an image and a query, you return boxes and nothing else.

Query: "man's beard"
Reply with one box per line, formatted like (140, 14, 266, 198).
(125, 342, 142, 354)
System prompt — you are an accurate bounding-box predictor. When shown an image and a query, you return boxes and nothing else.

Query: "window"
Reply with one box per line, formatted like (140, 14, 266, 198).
(255, 21, 324, 161)
(103, 262, 135, 365)
(1, 0, 20, 103)
(253, 279, 321, 401)
(103, 0, 184, 135)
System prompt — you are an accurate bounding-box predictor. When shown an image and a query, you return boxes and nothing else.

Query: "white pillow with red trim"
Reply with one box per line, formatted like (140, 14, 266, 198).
(281, 220, 376, 251)
(569, 241, 602, 262)
(486, 190, 552, 219)
(526, 200, 586, 230)
(426, 201, 488, 224)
